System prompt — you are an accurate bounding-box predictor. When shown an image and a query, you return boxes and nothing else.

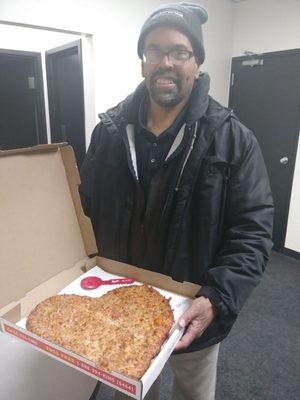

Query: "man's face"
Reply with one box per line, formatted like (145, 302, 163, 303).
(142, 27, 201, 108)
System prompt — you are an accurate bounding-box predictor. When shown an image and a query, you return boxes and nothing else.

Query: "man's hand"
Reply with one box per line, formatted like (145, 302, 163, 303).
(174, 296, 217, 351)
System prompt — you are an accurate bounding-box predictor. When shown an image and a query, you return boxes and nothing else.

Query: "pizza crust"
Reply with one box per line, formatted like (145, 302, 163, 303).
(26, 284, 174, 379)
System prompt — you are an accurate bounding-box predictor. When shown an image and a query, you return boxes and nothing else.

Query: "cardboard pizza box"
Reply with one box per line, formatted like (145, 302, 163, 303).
(0, 144, 200, 399)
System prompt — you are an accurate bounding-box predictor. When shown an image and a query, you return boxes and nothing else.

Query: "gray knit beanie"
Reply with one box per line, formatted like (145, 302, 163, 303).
(137, 2, 208, 63)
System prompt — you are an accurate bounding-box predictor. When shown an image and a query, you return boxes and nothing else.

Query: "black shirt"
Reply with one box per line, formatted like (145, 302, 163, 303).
(135, 95, 188, 198)
(129, 95, 190, 269)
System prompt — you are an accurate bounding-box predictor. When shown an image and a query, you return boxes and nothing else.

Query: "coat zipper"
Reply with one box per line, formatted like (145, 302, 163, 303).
(174, 121, 198, 191)
(160, 123, 197, 219)
(219, 164, 231, 235)
(161, 110, 233, 221)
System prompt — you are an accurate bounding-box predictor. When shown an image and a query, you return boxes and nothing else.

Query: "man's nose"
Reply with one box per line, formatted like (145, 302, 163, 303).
(158, 54, 174, 68)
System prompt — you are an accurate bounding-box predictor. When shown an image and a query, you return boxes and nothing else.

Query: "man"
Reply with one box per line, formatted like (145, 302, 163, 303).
(80, 3, 274, 399)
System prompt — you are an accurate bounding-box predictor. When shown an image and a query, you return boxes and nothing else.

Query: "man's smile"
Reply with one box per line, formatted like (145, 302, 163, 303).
(155, 77, 177, 89)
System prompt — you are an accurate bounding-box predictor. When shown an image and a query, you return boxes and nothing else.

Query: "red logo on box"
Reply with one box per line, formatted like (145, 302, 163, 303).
(4, 324, 136, 394)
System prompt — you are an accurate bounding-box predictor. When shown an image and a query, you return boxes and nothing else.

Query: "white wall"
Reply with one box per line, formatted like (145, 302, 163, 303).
(285, 139, 300, 251)
(232, 0, 300, 56)
(232, 0, 300, 252)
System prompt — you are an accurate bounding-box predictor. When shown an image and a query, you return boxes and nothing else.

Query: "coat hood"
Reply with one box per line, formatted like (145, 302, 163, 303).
(98, 72, 229, 130)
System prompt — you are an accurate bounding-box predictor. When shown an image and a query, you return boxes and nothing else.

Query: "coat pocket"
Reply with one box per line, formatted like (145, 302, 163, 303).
(193, 157, 230, 224)
(202, 156, 229, 176)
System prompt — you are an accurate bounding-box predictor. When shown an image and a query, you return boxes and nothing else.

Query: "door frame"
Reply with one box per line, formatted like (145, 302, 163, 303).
(229, 48, 300, 249)
(0, 48, 48, 145)
(45, 39, 86, 150)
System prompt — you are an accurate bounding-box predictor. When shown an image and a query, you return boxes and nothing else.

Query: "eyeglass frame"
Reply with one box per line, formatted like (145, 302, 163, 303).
(142, 47, 195, 65)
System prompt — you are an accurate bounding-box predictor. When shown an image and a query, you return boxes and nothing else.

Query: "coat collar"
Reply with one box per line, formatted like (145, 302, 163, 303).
(98, 72, 212, 129)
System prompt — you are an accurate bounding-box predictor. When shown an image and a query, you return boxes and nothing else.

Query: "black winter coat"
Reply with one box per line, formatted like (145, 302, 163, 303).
(79, 73, 274, 352)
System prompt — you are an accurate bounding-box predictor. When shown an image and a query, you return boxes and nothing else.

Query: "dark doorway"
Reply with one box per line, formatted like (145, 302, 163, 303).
(0, 50, 47, 150)
(46, 40, 86, 168)
(229, 49, 300, 249)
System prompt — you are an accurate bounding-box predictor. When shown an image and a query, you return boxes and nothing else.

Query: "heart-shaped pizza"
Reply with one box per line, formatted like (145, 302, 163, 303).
(26, 284, 174, 379)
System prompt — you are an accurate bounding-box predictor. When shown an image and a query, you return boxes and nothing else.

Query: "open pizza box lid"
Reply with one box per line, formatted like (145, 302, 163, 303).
(0, 144, 200, 399)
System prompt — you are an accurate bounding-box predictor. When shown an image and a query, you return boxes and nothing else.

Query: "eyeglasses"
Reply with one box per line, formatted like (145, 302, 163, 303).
(142, 48, 194, 65)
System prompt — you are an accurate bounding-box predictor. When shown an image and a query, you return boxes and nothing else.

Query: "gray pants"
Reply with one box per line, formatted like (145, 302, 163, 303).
(114, 343, 220, 400)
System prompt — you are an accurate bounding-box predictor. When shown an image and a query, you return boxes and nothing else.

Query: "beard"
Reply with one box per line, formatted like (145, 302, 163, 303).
(149, 71, 184, 107)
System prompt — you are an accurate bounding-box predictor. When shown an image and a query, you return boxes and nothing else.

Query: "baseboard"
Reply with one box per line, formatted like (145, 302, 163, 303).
(280, 247, 300, 261)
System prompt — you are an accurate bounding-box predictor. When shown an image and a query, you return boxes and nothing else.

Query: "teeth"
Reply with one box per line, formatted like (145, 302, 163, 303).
(156, 78, 174, 84)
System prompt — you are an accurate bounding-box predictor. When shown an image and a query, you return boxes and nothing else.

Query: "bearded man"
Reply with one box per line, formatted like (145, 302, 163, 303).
(80, 3, 274, 399)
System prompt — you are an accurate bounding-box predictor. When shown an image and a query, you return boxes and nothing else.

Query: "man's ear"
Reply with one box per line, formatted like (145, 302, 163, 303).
(194, 62, 201, 80)
(141, 61, 146, 78)
(194, 57, 202, 80)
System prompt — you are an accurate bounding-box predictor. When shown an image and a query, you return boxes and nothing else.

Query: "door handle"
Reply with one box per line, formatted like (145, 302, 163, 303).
(280, 157, 289, 165)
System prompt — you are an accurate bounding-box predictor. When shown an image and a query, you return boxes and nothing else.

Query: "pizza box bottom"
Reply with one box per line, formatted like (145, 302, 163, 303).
(1, 265, 191, 399)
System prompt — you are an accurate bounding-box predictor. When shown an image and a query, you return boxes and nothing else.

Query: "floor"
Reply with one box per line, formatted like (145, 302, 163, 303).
(95, 251, 300, 400)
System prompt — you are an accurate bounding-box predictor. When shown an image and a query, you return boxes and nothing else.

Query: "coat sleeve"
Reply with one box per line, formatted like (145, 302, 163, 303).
(197, 120, 274, 318)
(79, 123, 103, 217)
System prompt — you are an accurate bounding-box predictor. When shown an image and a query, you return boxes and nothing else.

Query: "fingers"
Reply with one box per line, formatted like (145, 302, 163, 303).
(175, 297, 216, 351)
(178, 297, 207, 328)
(178, 303, 201, 329)
(178, 297, 216, 329)
(174, 323, 204, 351)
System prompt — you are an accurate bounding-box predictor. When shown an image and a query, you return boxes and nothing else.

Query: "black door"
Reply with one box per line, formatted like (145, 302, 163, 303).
(229, 49, 300, 249)
(46, 40, 86, 168)
(0, 50, 47, 150)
